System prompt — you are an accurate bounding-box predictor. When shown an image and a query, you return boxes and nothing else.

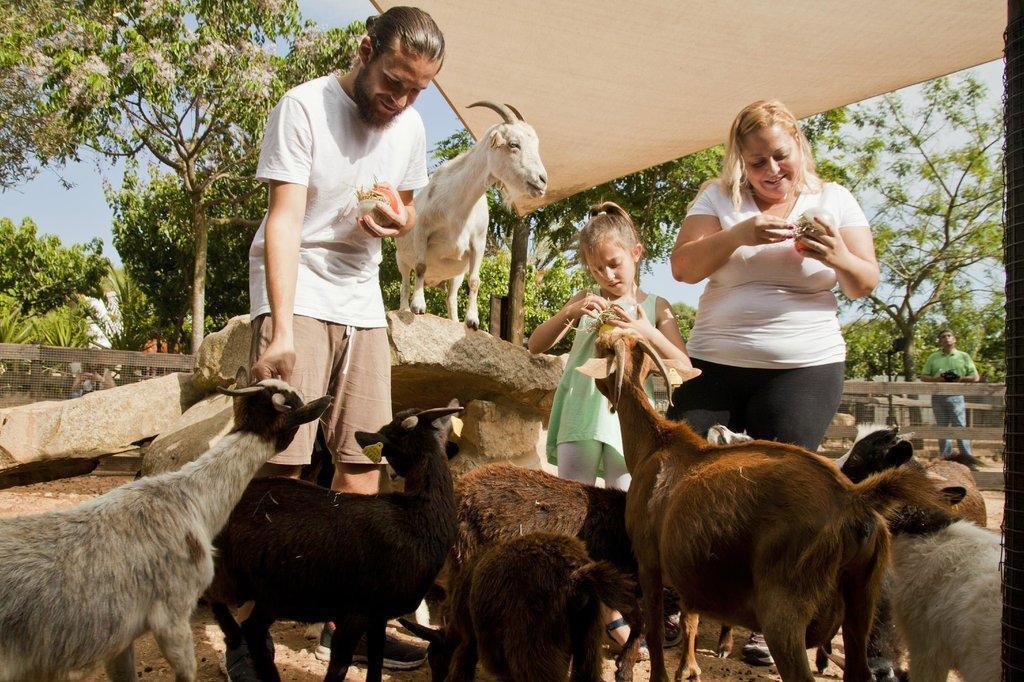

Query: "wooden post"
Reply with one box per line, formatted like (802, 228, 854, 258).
(507, 218, 530, 346)
(489, 295, 508, 340)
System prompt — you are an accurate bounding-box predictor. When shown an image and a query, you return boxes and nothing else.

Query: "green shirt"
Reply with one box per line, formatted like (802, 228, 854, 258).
(921, 349, 977, 379)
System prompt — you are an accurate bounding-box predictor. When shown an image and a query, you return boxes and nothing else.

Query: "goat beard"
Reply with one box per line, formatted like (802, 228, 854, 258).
(352, 65, 401, 130)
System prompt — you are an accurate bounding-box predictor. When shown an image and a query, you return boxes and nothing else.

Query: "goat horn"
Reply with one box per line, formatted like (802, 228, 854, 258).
(401, 415, 419, 431)
(216, 385, 263, 397)
(637, 338, 675, 408)
(271, 392, 293, 412)
(468, 100, 515, 124)
(504, 103, 525, 121)
(612, 338, 626, 412)
(416, 406, 465, 423)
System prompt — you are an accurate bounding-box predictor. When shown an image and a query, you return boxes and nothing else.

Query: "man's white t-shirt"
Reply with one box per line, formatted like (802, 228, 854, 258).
(684, 182, 870, 369)
(249, 75, 429, 328)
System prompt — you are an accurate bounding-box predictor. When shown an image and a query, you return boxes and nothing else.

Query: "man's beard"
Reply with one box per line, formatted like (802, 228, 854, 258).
(352, 67, 401, 130)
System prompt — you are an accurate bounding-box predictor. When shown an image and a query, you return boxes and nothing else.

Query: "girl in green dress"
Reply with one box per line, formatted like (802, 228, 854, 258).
(528, 201, 694, 647)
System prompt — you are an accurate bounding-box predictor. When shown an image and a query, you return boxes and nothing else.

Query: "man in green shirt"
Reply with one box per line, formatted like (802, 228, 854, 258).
(920, 329, 982, 469)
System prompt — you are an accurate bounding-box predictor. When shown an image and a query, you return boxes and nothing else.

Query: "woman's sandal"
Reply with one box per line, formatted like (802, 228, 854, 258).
(605, 617, 650, 661)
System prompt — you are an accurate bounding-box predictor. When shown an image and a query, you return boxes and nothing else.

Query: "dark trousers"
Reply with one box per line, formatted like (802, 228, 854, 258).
(666, 358, 846, 451)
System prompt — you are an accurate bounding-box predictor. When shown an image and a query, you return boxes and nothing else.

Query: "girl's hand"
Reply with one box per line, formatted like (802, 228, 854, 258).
(732, 214, 795, 247)
(796, 216, 851, 268)
(563, 292, 608, 324)
(607, 303, 659, 340)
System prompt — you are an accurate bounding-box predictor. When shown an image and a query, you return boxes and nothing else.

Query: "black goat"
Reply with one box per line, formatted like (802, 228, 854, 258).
(205, 402, 463, 682)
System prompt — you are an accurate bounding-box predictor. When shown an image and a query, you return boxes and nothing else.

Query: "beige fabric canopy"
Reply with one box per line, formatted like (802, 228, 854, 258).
(373, 1, 1004, 213)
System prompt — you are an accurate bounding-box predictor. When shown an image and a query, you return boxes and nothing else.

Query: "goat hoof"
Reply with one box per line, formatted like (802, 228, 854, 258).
(465, 317, 479, 330)
(675, 663, 701, 681)
(411, 304, 426, 315)
(867, 657, 898, 682)
(716, 649, 729, 659)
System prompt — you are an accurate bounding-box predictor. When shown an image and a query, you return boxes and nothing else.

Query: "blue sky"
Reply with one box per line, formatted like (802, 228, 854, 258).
(0, 0, 1003, 309)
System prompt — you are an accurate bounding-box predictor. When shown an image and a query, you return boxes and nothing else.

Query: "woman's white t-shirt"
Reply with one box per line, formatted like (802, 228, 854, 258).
(684, 182, 870, 369)
(249, 75, 429, 328)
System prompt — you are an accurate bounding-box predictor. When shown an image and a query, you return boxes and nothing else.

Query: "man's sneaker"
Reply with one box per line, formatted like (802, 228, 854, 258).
(314, 622, 426, 670)
(741, 632, 774, 666)
(948, 453, 984, 471)
(219, 640, 261, 682)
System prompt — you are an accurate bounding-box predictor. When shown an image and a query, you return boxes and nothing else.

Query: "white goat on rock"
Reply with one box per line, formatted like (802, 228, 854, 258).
(396, 101, 547, 329)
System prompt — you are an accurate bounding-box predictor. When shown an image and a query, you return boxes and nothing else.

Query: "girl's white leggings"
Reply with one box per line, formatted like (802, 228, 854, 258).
(556, 440, 631, 491)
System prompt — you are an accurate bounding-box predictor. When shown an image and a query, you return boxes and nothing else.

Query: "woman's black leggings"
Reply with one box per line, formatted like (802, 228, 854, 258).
(666, 358, 845, 451)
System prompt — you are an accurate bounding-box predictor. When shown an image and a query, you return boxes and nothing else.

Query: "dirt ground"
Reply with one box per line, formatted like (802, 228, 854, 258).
(0, 474, 1002, 681)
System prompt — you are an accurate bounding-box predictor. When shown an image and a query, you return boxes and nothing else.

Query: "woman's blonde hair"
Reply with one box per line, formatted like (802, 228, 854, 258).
(578, 201, 642, 274)
(703, 100, 823, 211)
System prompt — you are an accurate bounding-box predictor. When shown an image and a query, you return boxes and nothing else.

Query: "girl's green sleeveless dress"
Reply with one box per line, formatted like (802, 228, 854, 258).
(545, 294, 658, 466)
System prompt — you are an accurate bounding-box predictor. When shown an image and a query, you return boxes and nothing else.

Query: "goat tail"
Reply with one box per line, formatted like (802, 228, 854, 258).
(569, 560, 636, 617)
(848, 465, 938, 516)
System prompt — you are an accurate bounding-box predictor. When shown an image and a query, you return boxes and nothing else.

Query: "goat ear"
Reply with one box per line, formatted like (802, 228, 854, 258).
(234, 366, 250, 388)
(939, 484, 967, 506)
(398, 618, 444, 645)
(489, 129, 506, 148)
(888, 440, 914, 466)
(664, 360, 702, 384)
(283, 395, 332, 428)
(576, 357, 614, 380)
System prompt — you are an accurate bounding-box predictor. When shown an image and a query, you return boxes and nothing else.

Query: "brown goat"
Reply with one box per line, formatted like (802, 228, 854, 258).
(924, 460, 986, 526)
(576, 329, 939, 682)
(403, 533, 636, 682)
(452, 464, 645, 679)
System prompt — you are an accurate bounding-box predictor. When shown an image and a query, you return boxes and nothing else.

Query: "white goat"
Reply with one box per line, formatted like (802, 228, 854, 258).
(0, 379, 330, 681)
(396, 101, 547, 329)
(887, 482, 1000, 682)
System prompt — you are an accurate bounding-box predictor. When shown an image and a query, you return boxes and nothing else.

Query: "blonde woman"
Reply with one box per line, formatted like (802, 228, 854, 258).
(668, 100, 879, 666)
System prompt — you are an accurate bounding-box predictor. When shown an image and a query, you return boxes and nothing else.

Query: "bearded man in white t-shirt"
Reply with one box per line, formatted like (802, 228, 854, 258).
(229, 8, 444, 675)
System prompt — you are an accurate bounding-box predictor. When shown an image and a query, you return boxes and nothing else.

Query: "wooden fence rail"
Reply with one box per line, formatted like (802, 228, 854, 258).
(0, 343, 195, 407)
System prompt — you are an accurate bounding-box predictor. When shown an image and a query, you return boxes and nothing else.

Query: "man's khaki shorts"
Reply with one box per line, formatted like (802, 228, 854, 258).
(249, 314, 392, 466)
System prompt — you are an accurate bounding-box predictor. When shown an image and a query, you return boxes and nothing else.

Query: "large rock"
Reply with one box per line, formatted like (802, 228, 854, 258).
(0, 373, 197, 475)
(190, 314, 252, 393)
(141, 312, 562, 475)
(187, 312, 562, 416)
(451, 399, 545, 475)
(141, 393, 234, 476)
(388, 311, 562, 416)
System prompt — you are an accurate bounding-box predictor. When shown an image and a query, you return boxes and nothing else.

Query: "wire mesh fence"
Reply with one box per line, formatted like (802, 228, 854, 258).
(1006, 5, 1024, 677)
(0, 343, 195, 409)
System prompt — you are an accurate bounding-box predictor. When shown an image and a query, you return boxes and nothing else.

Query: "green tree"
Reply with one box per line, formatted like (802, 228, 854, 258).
(842, 317, 899, 380)
(96, 268, 159, 351)
(16, 0, 360, 350)
(0, 217, 109, 315)
(672, 302, 696, 340)
(109, 166, 259, 349)
(0, 4, 79, 187)
(837, 74, 1002, 379)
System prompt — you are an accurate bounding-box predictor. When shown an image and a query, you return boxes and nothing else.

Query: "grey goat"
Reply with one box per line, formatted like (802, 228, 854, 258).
(0, 378, 330, 681)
